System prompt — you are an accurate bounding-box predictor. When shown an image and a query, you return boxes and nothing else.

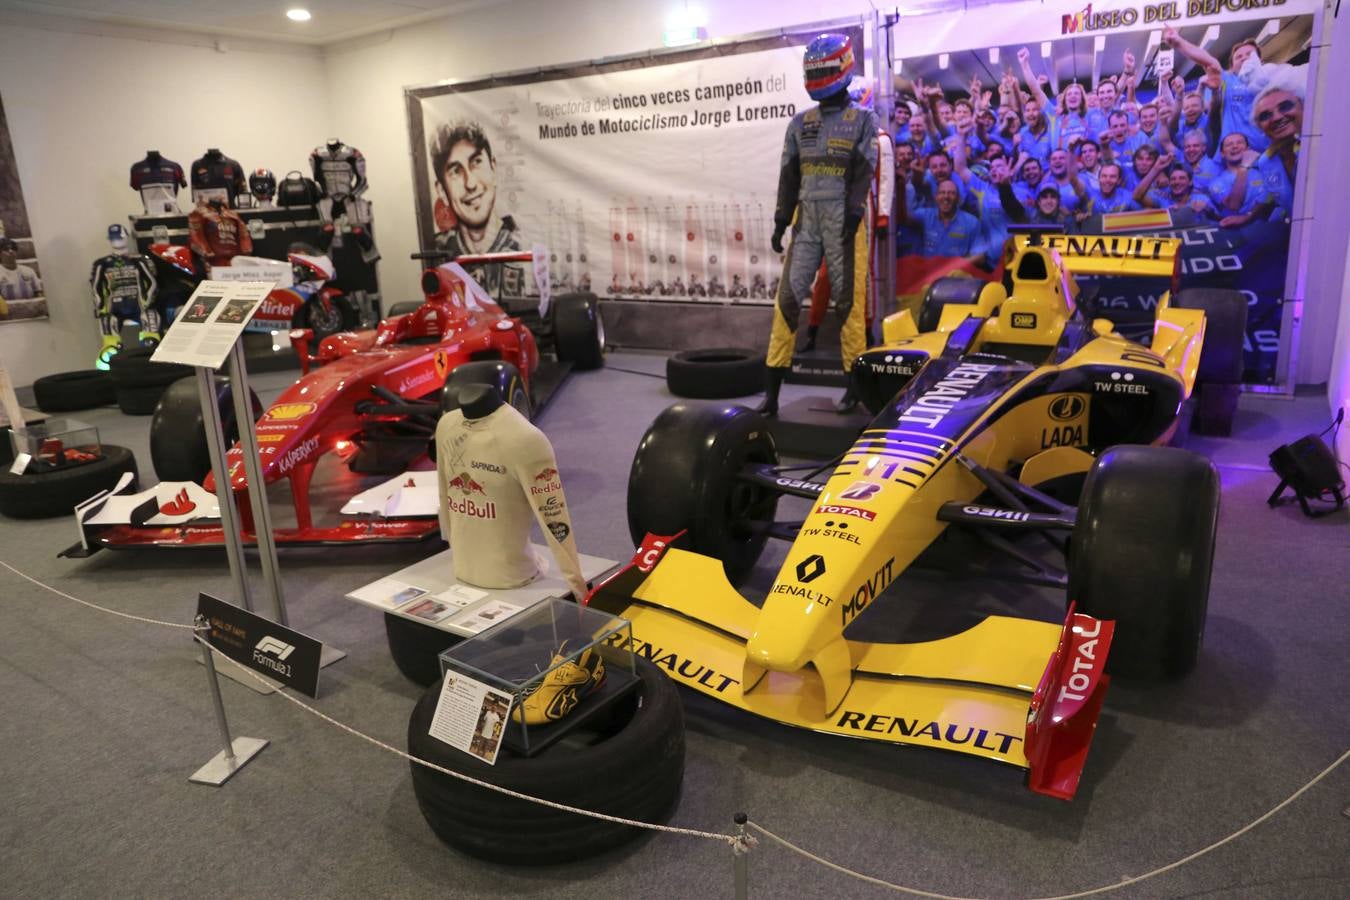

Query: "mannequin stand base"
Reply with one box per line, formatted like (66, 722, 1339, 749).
(766, 396, 871, 459)
(190, 737, 268, 786)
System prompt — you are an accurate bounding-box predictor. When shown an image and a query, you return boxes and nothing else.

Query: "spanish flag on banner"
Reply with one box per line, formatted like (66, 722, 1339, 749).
(1100, 208, 1174, 233)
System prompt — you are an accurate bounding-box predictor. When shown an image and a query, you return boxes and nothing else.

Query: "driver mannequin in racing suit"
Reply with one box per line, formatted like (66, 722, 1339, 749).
(759, 33, 878, 415)
(90, 224, 159, 369)
(311, 139, 379, 263)
(435, 384, 589, 601)
(802, 78, 894, 354)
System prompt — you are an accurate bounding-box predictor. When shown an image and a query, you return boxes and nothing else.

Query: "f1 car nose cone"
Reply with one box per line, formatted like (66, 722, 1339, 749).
(745, 629, 813, 672)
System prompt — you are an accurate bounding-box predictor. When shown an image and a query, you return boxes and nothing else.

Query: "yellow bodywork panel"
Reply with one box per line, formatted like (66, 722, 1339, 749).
(617, 549, 1059, 767)
(882, 309, 920, 344)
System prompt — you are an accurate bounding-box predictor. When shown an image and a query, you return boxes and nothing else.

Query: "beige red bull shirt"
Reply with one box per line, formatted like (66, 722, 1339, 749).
(434, 404, 587, 598)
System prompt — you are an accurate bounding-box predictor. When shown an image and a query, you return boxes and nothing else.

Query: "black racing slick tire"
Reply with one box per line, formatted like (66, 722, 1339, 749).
(150, 376, 263, 484)
(439, 361, 531, 418)
(628, 403, 779, 584)
(918, 275, 985, 333)
(407, 654, 684, 865)
(32, 370, 115, 412)
(666, 348, 764, 400)
(1068, 445, 1218, 680)
(1173, 288, 1248, 384)
(552, 292, 605, 370)
(0, 445, 138, 519)
(384, 613, 463, 685)
(110, 347, 193, 416)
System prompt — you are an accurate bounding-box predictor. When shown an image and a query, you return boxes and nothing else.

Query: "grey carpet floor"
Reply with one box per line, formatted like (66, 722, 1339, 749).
(1, 352, 1347, 900)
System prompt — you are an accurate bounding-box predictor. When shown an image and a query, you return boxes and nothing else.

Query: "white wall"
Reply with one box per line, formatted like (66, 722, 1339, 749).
(0, 19, 331, 386)
(320, 0, 873, 312)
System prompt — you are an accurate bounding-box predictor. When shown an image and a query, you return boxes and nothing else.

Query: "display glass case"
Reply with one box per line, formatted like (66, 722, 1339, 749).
(9, 418, 103, 471)
(439, 596, 636, 755)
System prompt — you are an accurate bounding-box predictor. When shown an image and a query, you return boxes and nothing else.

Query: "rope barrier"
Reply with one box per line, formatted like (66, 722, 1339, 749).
(193, 636, 739, 847)
(748, 747, 1348, 899)
(1, 560, 196, 630)
(7, 561, 1345, 894)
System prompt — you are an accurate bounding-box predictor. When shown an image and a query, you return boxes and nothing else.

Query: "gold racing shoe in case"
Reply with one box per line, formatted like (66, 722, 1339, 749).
(512, 644, 606, 725)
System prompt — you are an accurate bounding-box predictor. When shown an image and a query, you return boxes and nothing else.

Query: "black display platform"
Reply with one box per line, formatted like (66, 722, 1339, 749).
(788, 348, 848, 386)
(768, 395, 870, 459)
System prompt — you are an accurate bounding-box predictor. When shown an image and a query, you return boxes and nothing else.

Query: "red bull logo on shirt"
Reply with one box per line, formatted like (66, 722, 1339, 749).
(447, 472, 486, 496)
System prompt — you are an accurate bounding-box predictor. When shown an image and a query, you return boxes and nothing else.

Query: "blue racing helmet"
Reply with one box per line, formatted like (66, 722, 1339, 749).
(804, 33, 855, 101)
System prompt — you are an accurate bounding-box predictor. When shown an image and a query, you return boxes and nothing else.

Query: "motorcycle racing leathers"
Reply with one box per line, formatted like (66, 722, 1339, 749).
(311, 141, 378, 263)
(768, 97, 878, 374)
(188, 203, 252, 268)
(90, 253, 159, 363)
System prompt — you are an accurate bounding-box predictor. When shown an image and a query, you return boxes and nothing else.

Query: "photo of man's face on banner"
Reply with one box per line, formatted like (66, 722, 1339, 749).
(891, 14, 1312, 383)
(0, 91, 48, 323)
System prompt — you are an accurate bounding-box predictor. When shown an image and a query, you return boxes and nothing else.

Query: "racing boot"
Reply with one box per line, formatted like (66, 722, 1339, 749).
(756, 366, 789, 417)
(139, 330, 161, 348)
(96, 334, 121, 371)
(512, 644, 606, 725)
(798, 324, 819, 353)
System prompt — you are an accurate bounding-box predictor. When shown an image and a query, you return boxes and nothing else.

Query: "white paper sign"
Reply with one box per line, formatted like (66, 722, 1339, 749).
(429, 671, 515, 765)
(152, 279, 275, 369)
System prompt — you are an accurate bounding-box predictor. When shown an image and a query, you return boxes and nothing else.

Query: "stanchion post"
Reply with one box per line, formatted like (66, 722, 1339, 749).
(733, 812, 750, 900)
(226, 341, 288, 626)
(196, 367, 252, 611)
(189, 615, 269, 786)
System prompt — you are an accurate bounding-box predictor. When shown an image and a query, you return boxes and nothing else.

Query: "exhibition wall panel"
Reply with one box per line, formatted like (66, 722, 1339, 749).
(321, 0, 882, 317)
(0, 20, 331, 385)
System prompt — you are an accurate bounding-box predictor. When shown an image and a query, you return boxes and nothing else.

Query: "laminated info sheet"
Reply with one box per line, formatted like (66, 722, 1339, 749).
(430, 671, 515, 764)
(153, 280, 275, 368)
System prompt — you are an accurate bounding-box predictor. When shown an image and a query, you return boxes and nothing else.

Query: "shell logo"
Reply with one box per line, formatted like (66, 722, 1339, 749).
(433, 350, 450, 380)
(265, 402, 317, 421)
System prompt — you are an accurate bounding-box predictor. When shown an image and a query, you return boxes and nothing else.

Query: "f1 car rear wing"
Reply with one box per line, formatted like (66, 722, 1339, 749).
(1010, 231, 1182, 281)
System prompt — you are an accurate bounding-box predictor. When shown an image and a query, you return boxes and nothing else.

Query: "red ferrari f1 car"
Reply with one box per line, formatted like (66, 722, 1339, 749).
(72, 250, 604, 550)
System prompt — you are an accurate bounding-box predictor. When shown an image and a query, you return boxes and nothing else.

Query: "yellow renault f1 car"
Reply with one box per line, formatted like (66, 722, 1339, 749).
(589, 229, 1242, 800)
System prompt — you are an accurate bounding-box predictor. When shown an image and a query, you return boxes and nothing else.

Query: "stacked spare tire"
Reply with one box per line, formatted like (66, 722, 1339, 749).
(109, 348, 194, 416)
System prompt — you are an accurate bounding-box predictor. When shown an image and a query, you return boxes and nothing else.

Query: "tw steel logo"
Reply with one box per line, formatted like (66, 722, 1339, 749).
(1048, 395, 1085, 421)
(795, 554, 825, 584)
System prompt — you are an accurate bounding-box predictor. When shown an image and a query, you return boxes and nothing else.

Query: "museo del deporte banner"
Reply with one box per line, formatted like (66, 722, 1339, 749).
(891, 0, 1320, 384)
(406, 27, 863, 307)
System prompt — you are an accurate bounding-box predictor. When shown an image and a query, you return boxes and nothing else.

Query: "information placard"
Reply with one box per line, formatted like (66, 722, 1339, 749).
(429, 671, 515, 765)
(196, 592, 323, 697)
(152, 280, 275, 369)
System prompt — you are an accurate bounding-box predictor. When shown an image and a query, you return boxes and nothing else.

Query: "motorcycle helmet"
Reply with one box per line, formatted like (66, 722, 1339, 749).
(803, 33, 855, 101)
(249, 168, 277, 203)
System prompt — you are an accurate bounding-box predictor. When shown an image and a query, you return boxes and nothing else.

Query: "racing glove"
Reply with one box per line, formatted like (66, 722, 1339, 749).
(844, 214, 862, 240)
(770, 221, 787, 254)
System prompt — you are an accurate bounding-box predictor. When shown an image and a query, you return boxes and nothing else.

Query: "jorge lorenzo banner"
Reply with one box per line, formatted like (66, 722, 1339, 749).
(406, 26, 863, 307)
(889, 0, 1318, 383)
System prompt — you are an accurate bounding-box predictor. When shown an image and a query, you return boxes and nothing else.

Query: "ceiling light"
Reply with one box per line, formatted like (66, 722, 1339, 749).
(286, 8, 312, 22)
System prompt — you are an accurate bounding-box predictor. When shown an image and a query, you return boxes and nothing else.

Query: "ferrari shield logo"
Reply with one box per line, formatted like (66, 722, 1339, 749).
(433, 350, 450, 380)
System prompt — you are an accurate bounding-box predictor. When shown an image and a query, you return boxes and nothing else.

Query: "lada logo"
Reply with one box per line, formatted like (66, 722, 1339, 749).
(1048, 395, 1085, 421)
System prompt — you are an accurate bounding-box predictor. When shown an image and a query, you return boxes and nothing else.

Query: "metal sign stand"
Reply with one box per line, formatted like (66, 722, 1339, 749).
(224, 341, 346, 669)
(189, 617, 267, 786)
